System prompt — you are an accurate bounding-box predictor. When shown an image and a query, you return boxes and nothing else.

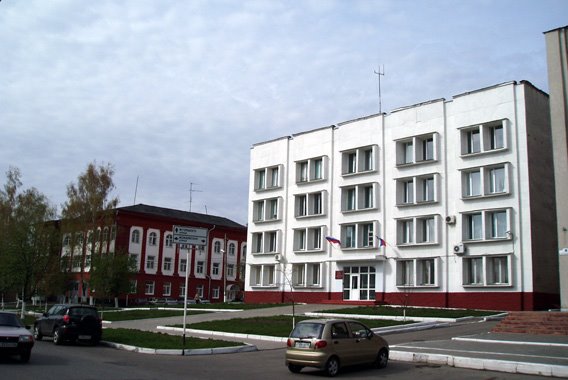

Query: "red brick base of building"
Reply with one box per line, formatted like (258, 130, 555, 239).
(244, 290, 560, 311)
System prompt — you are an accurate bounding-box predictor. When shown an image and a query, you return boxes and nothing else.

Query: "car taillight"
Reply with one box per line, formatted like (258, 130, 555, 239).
(63, 315, 70, 324)
(314, 340, 327, 349)
(287, 338, 293, 347)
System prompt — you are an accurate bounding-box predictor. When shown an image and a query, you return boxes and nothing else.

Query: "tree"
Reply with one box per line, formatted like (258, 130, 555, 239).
(89, 249, 137, 309)
(61, 162, 119, 303)
(0, 167, 60, 313)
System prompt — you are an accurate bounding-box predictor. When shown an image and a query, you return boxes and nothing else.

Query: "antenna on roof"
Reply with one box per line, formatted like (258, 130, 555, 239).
(133, 175, 139, 205)
(374, 65, 385, 114)
(189, 182, 202, 212)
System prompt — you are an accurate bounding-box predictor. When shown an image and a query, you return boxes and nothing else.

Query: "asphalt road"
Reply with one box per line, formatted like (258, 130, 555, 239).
(0, 338, 548, 380)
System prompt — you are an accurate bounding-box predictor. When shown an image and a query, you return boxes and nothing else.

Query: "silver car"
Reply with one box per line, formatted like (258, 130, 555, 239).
(0, 312, 34, 363)
(285, 319, 389, 377)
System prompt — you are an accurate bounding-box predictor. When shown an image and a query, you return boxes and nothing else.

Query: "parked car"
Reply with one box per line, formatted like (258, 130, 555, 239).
(285, 319, 389, 377)
(0, 311, 34, 363)
(33, 304, 102, 345)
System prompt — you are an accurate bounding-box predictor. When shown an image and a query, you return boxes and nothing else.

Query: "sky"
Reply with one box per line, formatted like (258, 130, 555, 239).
(0, 0, 566, 226)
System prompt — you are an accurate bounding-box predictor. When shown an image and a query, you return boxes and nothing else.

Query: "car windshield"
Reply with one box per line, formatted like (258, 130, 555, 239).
(290, 322, 324, 339)
(0, 313, 23, 327)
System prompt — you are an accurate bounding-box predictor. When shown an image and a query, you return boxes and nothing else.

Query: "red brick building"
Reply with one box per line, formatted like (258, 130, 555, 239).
(61, 204, 247, 305)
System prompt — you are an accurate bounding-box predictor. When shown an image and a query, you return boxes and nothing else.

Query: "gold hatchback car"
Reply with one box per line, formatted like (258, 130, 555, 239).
(285, 319, 389, 377)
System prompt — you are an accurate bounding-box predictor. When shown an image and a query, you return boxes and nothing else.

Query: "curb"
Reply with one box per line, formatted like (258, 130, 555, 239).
(389, 350, 568, 378)
(157, 325, 289, 343)
(100, 340, 258, 356)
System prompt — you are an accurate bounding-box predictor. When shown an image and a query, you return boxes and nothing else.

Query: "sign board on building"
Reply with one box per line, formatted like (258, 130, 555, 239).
(172, 225, 208, 245)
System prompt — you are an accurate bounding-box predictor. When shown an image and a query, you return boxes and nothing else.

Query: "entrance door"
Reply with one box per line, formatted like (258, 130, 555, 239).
(349, 274, 360, 301)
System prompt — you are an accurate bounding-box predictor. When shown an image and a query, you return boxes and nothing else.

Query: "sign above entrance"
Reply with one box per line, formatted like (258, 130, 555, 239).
(172, 225, 208, 245)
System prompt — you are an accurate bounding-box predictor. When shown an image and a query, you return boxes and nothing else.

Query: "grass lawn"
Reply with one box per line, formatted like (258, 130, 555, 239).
(102, 328, 243, 350)
(100, 309, 209, 322)
(319, 306, 501, 318)
(179, 315, 412, 337)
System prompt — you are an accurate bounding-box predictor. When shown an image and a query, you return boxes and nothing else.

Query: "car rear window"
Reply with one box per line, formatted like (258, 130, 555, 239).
(69, 307, 98, 317)
(290, 322, 324, 339)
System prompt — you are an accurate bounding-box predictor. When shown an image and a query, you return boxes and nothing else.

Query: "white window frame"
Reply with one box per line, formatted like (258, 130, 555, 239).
(254, 165, 282, 191)
(295, 191, 327, 218)
(396, 215, 440, 246)
(341, 145, 378, 175)
(460, 119, 508, 156)
(293, 226, 324, 252)
(396, 258, 439, 288)
(340, 221, 380, 250)
(144, 281, 155, 295)
(463, 254, 512, 287)
(341, 183, 379, 212)
(296, 156, 327, 184)
(462, 208, 512, 242)
(396, 133, 438, 166)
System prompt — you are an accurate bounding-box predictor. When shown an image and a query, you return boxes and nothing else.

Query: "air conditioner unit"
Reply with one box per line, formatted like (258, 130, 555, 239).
(274, 253, 282, 262)
(445, 215, 456, 224)
(453, 243, 465, 255)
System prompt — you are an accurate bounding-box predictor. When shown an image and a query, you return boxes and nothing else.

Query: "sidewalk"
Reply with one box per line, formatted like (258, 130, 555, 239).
(105, 304, 568, 378)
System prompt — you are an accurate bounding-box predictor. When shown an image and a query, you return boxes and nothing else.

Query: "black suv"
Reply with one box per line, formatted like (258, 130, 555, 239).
(33, 304, 102, 345)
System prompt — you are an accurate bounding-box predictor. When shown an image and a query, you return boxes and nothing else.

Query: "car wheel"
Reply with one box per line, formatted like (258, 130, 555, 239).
(20, 350, 31, 363)
(288, 364, 303, 373)
(53, 328, 63, 345)
(325, 356, 340, 377)
(33, 325, 43, 341)
(375, 348, 389, 369)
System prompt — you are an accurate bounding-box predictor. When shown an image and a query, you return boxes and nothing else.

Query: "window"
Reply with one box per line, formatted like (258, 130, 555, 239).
(165, 234, 173, 247)
(463, 209, 511, 242)
(267, 231, 278, 252)
(341, 183, 378, 212)
(417, 259, 436, 286)
(102, 228, 109, 242)
(144, 281, 155, 295)
(293, 263, 322, 287)
(462, 164, 509, 198)
(253, 198, 280, 222)
(461, 120, 507, 155)
(296, 191, 326, 217)
(163, 257, 172, 271)
(293, 264, 306, 286)
(488, 166, 506, 194)
(487, 256, 509, 285)
(465, 170, 481, 197)
(263, 265, 275, 286)
(312, 158, 323, 180)
(489, 210, 508, 238)
(196, 285, 204, 298)
(398, 174, 438, 206)
(254, 200, 264, 221)
(148, 232, 158, 246)
(298, 161, 308, 182)
(463, 255, 511, 286)
(342, 146, 377, 175)
(163, 282, 171, 296)
(418, 217, 436, 243)
(229, 242, 236, 256)
(179, 259, 187, 273)
(294, 229, 306, 251)
(403, 142, 413, 164)
(256, 169, 266, 190)
(179, 284, 186, 298)
(422, 137, 434, 161)
(270, 166, 279, 188)
(296, 195, 307, 217)
(347, 152, 356, 174)
(212, 262, 220, 276)
(467, 128, 481, 154)
(397, 134, 437, 165)
(131, 230, 140, 244)
(340, 221, 379, 249)
(397, 258, 437, 287)
(268, 199, 278, 220)
(63, 235, 71, 247)
(146, 256, 155, 270)
(196, 261, 204, 275)
(466, 213, 483, 240)
(403, 180, 414, 204)
(397, 260, 414, 286)
(212, 287, 220, 299)
(420, 177, 435, 202)
(294, 227, 324, 252)
(254, 166, 282, 191)
(401, 220, 413, 244)
(227, 264, 235, 277)
(252, 233, 263, 253)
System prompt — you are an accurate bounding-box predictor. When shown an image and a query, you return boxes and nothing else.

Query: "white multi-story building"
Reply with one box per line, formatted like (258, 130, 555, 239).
(245, 81, 559, 311)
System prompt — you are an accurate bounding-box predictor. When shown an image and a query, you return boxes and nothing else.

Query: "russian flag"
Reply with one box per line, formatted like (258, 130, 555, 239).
(377, 236, 387, 247)
(325, 236, 341, 245)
